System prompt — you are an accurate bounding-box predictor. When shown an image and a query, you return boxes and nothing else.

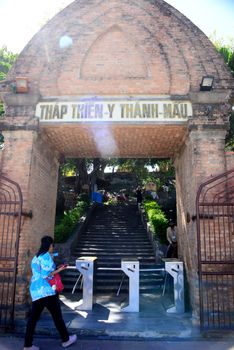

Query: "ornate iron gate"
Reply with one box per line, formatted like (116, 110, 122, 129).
(0, 176, 22, 329)
(196, 169, 234, 330)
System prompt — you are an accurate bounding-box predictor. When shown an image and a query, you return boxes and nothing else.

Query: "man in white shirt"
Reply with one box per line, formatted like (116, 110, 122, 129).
(166, 222, 178, 258)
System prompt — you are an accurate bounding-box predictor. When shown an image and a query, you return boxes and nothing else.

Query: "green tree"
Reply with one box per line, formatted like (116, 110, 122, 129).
(218, 42, 234, 150)
(0, 46, 17, 117)
(210, 33, 234, 76)
(0, 46, 17, 81)
(60, 158, 109, 194)
(59, 157, 174, 195)
(210, 34, 234, 150)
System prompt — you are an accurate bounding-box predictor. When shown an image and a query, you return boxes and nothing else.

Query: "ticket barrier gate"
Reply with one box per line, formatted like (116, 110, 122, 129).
(131, 259, 185, 314)
(121, 258, 139, 312)
(163, 259, 185, 314)
(74, 257, 184, 314)
(75, 256, 97, 310)
(98, 258, 140, 312)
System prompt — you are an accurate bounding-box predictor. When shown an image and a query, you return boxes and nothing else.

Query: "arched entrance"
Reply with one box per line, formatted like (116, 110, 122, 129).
(0, 0, 233, 329)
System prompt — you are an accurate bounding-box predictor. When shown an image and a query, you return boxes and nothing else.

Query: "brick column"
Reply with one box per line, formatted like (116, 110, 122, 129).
(0, 128, 59, 317)
(174, 120, 227, 320)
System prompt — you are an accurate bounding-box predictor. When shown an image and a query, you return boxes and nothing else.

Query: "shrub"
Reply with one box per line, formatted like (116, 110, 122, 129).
(54, 222, 71, 243)
(76, 200, 89, 212)
(144, 193, 154, 201)
(143, 200, 160, 212)
(143, 200, 168, 244)
(77, 193, 90, 204)
(54, 200, 90, 243)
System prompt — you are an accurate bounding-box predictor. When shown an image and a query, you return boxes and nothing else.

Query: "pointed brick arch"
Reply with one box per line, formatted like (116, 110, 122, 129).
(8, 0, 231, 96)
(80, 25, 149, 80)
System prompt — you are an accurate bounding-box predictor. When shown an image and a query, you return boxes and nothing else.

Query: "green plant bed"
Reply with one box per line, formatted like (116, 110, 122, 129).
(143, 200, 160, 211)
(143, 200, 168, 244)
(54, 199, 90, 243)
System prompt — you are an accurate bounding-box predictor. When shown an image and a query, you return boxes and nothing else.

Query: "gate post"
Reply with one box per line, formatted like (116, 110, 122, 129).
(0, 123, 60, 320)
(174, 114, 228, 321)
(0, 176, 22, 329)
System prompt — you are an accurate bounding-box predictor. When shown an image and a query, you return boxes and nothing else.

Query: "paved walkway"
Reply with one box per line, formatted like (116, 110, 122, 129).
(6, 292, 233, 349)
(15, 292, 198, 339)
(0, 335, 234, 350)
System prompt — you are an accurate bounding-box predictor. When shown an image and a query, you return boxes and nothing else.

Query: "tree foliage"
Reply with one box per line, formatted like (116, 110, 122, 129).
(210, 34, 234, 150)
(218, 46, 234, 76)
(210, 33, 234, 76)
(0, 46, 17, 81)
(59, 157, 175, 197)
(0, 46, 17, 116)
(60, 158, 109, 194)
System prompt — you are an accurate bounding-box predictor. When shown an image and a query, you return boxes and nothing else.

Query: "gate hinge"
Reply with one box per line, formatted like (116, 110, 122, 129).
(21, 210, 33, 219)
(192, 213, 214, 221)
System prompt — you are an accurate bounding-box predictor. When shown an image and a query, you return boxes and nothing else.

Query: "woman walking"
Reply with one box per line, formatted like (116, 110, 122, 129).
(23, 235, 77, 350)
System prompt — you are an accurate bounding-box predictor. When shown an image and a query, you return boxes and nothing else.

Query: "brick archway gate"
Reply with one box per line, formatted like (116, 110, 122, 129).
(196, 169, 234, 330)
(0, 175, 22, 329)
(0, 0, 234, 328)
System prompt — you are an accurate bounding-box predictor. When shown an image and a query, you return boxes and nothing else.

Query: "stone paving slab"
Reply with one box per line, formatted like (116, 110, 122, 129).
(13, 292, 234, 347)
(0, 335, 234, 350)
(15, 293, 198, 339)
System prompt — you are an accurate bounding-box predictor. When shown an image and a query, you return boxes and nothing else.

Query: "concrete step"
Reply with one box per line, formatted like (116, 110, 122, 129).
(82, 232, 148, 236)
(73, 251, 154, 256)
(73, 252, 154, 257)
(62, 276, 164, 286)
(68, 203, 157, 294)
(63, 284, 163, 294)
(71, 257, 156, 263)
(77, 239, 152, 244)
(74, 247, 154, 252)
(62, 269, 164, 277)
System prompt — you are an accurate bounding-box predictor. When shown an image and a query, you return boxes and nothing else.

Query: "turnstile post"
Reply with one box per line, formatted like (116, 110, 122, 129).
(75, 256, 97, 310)
(164, 259, 185, 314)
(121, 258, 139, 312)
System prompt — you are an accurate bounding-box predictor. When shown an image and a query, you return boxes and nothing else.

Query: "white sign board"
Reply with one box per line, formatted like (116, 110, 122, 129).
(36, 98, 192, 123)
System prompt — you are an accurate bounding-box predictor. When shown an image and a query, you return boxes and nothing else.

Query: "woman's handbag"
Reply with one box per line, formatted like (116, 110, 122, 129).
(47, 273, 64, 293)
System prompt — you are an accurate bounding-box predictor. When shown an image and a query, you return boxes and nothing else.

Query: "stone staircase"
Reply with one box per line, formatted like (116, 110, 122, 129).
(62, 203, 164, 294)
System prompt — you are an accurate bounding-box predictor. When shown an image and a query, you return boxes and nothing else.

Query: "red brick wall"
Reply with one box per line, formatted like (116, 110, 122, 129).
(225, 152, 234, 171)
(175, 125, 227, 315)
(0, 130, 59, 312)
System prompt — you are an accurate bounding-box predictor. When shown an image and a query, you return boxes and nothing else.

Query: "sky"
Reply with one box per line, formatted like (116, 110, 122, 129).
(0, 0, 233, 53)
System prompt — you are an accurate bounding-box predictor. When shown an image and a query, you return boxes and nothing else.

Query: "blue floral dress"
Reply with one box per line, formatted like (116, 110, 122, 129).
(30, 252, 56, 301)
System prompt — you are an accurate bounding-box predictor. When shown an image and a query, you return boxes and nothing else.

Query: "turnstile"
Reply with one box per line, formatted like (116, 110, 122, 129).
(121, 258, 139, 312)
(75, 256, 97, 310)
(74, 256, 184, 314)
(163, 258, 185, 314)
